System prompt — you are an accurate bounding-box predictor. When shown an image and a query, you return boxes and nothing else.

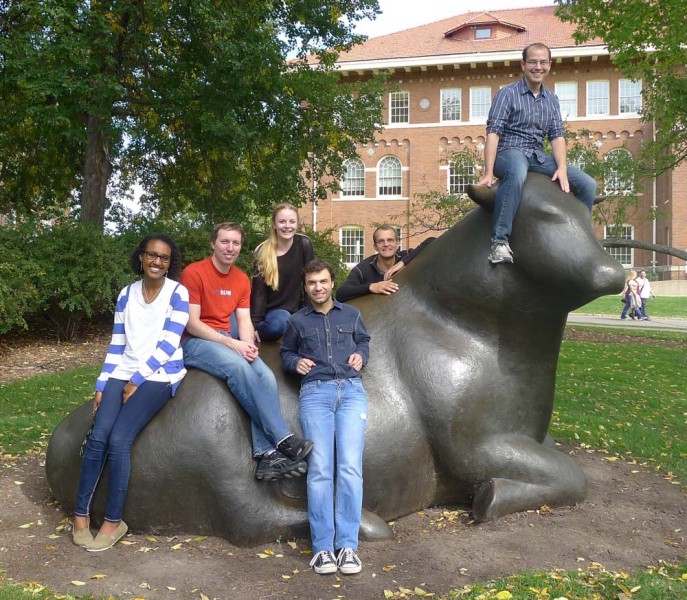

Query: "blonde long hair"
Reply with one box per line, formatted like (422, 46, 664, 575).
(255, 203, 299, 291)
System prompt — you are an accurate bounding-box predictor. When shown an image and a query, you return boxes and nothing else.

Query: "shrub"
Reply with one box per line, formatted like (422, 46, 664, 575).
(24, 222, 132, 341)
(0, 228, 42, 334)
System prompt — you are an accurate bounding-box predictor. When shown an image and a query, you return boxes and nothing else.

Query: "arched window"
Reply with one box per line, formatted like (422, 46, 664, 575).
(378, 156, 402, 197)
(604, 224, 634, 266)
(339, 226, 365, 266)
(448, 160, 476, 196)
(604, 148, 633, 195)
(341, 158, 365, 198)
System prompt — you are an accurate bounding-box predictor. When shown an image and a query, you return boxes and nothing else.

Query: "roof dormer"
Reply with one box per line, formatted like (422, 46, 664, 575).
(444, 12, 526, 41)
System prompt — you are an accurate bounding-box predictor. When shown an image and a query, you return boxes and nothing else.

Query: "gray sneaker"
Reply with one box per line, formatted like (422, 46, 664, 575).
(310, 550, 338, 575)
(336, 547, 362, 575)
(488, 242, 514, 264)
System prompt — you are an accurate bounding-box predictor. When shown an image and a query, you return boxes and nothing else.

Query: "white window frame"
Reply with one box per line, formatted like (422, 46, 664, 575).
(619, 79, 642, 115)
(586, 80, 610, 116)
(448, 161, 476, 196)
(388, 91, 409, 125)
(604, 148, 633, 195)
(340, 158, 365, 198)
(470, 86, 491, 123)
(339, 226, 365, 267)
(440, 88, 462, 122)
(377, 156, 402, 198)
(604, 224, 634, 267)
(555, 82, 578, 119)
(475, 28, 491, 39)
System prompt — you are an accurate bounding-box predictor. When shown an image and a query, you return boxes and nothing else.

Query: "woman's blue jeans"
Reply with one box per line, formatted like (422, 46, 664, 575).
(182, 335, 292, 456)
(256, 309, 291, 342)
(299, 378, 368, 554)
(74, 378, 171, 522)
(492, 148, 597, 243)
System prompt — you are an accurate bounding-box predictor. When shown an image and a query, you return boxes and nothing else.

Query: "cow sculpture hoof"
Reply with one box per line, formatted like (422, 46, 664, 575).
(46, 173, 625, 546)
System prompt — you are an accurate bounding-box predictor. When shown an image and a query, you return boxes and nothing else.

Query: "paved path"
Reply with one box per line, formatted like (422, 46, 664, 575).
(567, 313, 687, 332)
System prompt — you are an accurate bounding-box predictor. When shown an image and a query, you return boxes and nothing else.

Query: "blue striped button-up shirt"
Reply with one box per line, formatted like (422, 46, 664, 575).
(486, 77, 565, 163)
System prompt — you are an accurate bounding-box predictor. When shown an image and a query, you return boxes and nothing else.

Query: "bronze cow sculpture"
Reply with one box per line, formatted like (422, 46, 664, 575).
(46, 173, 625, 546)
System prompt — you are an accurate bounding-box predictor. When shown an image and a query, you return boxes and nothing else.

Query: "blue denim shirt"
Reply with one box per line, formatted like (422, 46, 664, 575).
(281, 300, 370, 384)
(486, 77, 565, 163)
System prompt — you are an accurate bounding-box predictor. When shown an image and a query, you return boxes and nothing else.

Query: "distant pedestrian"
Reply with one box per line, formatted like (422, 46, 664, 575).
(635, 270, 655, 319)
(620, 270, 646, 320)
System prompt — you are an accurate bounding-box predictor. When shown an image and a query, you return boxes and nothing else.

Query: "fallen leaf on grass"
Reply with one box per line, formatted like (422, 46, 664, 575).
(19, 523, 34, 528)
(139, 582, 152, 589)
(192, 536, 207, 542)
(14, 481, 24, 485)
(495, 592, 513, 600)
(90, 574, 106, 580)
(287, 541, 297, 549)
(171, 543, 183, 550)
(281, 575, 291, 580)
(70, 581, 86, 586)
(119, 540, 136, 545)
(166, 586, 176, 591)
(382, 565, 396, 572)
(138, 546, 154, 553)
(145, 535, 157, 542)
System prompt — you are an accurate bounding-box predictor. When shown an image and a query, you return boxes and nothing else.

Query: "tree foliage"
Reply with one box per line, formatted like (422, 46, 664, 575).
(0, 0, 385, 226)
(555, 0, 687, 174)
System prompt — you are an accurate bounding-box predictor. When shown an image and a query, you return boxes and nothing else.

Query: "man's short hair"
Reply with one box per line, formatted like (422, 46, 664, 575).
(303, 259, 335, 282)
(522, 43, 552, 62)
(211, 222, 245, 245)
(372, 225, 398, 244)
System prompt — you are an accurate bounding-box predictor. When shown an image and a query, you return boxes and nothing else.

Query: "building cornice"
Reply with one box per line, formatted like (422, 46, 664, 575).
(336, 45, 609, 75)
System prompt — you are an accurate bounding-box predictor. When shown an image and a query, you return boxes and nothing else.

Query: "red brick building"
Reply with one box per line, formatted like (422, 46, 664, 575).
(299, 6, 686, 275)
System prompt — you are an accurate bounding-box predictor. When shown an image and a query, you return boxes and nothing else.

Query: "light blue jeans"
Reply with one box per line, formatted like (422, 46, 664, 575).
(75, 378, 171, 522)
(182, 335, 292, 456)
(492, 148, 596, 243)
(299, 378, 368, 553)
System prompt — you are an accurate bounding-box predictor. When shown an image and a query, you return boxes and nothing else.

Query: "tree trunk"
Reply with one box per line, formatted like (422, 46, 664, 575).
(81, 113, 112, 227)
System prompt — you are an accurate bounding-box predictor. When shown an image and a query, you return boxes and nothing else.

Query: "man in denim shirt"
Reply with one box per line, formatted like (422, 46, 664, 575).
(476, 42, 596, 264)
(281, 259, 371, 576)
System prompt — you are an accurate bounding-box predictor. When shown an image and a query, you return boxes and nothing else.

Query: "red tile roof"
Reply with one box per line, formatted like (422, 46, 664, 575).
(337, 6, 603, 65)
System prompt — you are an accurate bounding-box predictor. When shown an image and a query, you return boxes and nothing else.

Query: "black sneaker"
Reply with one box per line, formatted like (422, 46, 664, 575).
(336, 547, 362, 575)
(277, 435, 314, 461)
(309, 550, 338, 575)
(255, 451, 307, 481)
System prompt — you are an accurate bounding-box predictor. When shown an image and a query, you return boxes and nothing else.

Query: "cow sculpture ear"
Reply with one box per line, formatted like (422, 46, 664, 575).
(467, 183, 498, 213)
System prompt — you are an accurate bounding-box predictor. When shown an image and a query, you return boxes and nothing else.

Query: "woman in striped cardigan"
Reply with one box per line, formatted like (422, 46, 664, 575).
(72, 234, 190, 552)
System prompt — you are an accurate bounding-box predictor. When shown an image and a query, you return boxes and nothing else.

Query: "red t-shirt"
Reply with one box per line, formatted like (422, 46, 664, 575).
(180, 257, 251, 333)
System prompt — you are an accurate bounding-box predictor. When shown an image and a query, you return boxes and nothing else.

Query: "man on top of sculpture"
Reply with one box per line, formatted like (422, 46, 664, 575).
(476, 42, 596, 265)
(180, 222, 313, 481)
(335, 225, 433, 302)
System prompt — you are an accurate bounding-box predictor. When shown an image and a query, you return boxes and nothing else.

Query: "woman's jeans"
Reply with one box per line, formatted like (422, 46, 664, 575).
(299, 378, 368, 554)
(230, 309, 291, 342)
(75, 378, 171, 522)
(256, 309, 291, 342)
(492, 148, 597, 243)
(182, 334, 292, 456)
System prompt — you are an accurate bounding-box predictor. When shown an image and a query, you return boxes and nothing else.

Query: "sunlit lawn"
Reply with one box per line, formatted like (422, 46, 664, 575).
(576, 295, 686, 319)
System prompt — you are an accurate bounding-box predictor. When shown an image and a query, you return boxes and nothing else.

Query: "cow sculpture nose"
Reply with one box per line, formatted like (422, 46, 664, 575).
(591, 262, 626, 296)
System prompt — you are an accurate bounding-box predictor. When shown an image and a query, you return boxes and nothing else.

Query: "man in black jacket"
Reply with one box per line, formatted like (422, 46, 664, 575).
(336, 225, 434, 303)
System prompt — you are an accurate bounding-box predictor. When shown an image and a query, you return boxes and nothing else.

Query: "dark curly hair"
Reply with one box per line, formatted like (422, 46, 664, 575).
(130, 233, 182, 281)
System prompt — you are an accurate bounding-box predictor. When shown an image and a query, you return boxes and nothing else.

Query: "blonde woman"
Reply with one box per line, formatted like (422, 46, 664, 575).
(251, 204, 314, 341)
(620, 270, 646, 320)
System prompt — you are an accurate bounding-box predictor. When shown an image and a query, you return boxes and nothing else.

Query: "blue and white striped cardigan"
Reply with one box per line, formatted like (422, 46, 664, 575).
(95, 279, 190, 395)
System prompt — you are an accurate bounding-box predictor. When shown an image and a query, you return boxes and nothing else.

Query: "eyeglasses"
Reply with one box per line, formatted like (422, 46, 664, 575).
(143, 251, 171, 263)
(374, 237, 397, 244)
(525, 60, 550, 67)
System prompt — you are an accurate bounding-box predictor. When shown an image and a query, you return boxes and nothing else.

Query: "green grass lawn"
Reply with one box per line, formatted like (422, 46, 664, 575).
(575, 295, 687, 318)
(1, 332, 686, 600)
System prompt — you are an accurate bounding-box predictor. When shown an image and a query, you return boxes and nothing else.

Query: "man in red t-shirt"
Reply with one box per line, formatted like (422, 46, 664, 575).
(180, 222, 313, 480)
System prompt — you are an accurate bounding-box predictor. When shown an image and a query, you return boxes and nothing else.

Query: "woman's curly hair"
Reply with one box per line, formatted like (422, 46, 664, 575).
(129, 233, 183, 281)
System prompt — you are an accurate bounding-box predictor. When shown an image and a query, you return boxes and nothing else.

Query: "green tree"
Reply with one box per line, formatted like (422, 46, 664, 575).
(0, 0, 384, 227)
(555, 0, 687, 174)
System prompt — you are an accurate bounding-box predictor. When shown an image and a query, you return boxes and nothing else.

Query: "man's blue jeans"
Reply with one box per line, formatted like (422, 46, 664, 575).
(182, 335, 292, 456)
(299, 378, 368, 554)
(75, 378, 171, 522)
(492, 148, 596, 243)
